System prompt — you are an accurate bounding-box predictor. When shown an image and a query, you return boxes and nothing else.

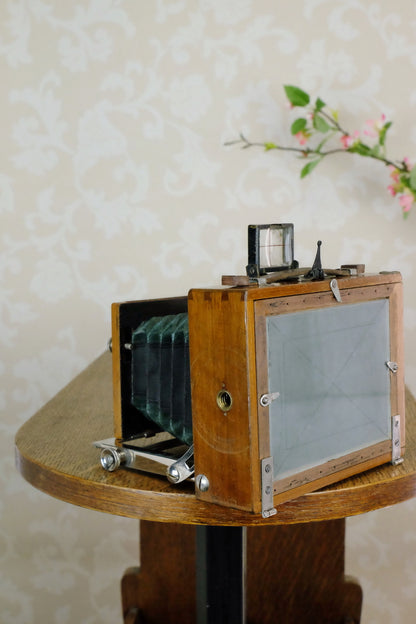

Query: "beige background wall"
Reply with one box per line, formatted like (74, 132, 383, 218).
(1, 1, 415, 622)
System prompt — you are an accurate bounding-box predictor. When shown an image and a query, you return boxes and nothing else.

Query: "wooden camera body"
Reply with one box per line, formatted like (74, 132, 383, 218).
(98, 270, 405, 517)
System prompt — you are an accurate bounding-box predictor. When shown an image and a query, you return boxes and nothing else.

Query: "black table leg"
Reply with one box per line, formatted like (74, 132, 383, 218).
(196, 525, 246, 624)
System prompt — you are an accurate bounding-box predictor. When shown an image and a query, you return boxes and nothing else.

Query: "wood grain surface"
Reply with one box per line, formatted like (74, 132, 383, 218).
(15, 351, 416, 526)
(127, 519, 363, 624)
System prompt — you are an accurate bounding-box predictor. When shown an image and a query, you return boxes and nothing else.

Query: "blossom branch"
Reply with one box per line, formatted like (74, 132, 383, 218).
(227, 85, 416, 217)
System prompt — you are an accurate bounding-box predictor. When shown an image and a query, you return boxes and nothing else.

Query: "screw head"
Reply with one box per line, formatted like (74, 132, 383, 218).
(167, 466, 180, 483)
(100, 448, 120, 472)
(196, 474, 210, 492)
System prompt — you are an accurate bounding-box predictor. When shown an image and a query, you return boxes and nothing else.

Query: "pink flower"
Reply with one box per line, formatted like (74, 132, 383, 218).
(295, 130, 309, 146)
(363, 124, 376, 137)
(399, 193, 414, 213)
(340, 130, 359, 149)
(341, 134, 353, 148)
(389, 166, 400, 183)
(387, 185, 397, 197)
(364, 114, 386, 137)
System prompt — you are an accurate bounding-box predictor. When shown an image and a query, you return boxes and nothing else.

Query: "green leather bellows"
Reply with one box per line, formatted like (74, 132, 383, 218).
(131, 312, 192, 445)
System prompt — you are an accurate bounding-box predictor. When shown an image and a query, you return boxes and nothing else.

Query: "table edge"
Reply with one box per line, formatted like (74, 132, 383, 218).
(15, 439, 416, 526)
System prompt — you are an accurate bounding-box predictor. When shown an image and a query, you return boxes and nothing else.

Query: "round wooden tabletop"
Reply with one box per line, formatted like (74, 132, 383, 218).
(15, 352, 416, 526)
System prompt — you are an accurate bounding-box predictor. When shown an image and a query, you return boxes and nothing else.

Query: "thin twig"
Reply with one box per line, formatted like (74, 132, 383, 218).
(225, 134, 406, 172)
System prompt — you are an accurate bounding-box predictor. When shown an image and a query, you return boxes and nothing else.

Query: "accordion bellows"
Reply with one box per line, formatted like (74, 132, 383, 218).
(131, 312, 193, 445)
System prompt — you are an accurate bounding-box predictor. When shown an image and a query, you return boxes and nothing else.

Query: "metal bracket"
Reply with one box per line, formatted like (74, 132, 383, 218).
(391, 415, 404, 465)
(93, 438, 195, 482)
(261, 457, 277, 518)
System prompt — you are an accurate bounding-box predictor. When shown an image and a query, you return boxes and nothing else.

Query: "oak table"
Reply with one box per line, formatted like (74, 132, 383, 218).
(15, 352, 416, 624)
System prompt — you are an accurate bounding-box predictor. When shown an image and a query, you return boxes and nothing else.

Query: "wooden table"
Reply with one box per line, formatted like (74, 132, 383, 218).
(15, 352, 416, 624)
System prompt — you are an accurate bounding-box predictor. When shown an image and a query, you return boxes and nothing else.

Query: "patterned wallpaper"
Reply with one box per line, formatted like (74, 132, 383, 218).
(2, 1, 416, 622)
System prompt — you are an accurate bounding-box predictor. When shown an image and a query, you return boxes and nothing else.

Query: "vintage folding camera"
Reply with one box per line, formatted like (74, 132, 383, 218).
(95, 224, 405, 517)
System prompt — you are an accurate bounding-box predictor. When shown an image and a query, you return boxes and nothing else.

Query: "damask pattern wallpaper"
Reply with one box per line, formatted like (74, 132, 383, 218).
(1, 1, 416, 622)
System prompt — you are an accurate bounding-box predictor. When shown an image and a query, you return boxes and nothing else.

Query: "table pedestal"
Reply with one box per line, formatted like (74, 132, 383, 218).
(122, 518, 362, 624)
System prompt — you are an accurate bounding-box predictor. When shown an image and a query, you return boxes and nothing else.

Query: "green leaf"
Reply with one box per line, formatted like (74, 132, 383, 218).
(409, 166, 416, 191)
(401, 174, 411, 191)
(313, 114, 331, 133)
(370, 144, 380, 157)
(315, 97, 326, 111)
(290, 117, 307, 135)
(264, 142, 277, 151)
(284, 85, 310, 107)
(300, 158, 321, 179)
(379, 121, 392, 147)
(349, 142, 373, 156)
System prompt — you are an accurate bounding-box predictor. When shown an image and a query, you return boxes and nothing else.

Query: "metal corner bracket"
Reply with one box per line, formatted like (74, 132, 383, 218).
(261, 457, 277, 518)
(391, 415, 404, 466)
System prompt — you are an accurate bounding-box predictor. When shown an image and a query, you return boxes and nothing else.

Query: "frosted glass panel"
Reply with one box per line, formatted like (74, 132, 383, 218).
(267, 299, 391, 480)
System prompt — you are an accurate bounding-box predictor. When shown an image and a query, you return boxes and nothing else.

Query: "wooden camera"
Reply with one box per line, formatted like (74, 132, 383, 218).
(95, 225, 405, 517)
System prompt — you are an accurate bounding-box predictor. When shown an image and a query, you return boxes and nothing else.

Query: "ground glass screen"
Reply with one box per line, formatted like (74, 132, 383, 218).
(266, 299, 391, 480)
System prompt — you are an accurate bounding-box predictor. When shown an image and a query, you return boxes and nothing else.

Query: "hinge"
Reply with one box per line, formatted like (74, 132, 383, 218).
(261, 457, 277, 518)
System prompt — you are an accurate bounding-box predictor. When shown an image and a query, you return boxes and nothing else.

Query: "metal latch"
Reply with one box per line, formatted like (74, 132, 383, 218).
(330, 278, 342, 302)
(259, 392, 280, 407)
